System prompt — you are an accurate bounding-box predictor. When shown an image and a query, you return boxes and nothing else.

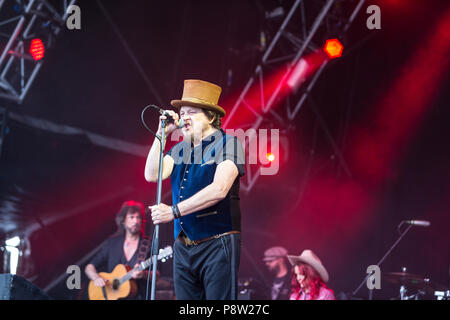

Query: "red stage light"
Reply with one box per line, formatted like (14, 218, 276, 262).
(287, 51, 327, 91)
(30, 39, 45, 61)
(266, 153, 275, 162)
(323, 38, 343, 59)
(287, 57, 310, 90)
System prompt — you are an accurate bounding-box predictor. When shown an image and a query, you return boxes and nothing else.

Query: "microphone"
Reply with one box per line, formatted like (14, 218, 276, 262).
(404, 220, 430, 227)
(149, 104, 184, 128)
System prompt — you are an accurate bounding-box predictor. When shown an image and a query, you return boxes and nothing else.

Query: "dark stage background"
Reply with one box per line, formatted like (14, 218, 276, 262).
(0, 0, 449, 299)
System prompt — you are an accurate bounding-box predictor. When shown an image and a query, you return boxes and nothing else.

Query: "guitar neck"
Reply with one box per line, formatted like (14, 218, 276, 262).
(117, 247, 172, 284)
(120, 257, 152, 284)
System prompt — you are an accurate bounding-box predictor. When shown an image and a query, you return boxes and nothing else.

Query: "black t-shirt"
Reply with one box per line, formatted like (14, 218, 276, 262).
(88, 233, 150, 299)
(271, 271, 292, 300)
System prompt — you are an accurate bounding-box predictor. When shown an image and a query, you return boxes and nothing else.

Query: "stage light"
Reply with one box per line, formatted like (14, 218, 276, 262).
(5, 236, 20, 247)
(29, 38, 45, 61)
(5, 236, 20, 275)
(287, 57, 310, 90)
(323, 38, 343, 59)
(266, 6, 284, 20)
(267, 152, 276, 162)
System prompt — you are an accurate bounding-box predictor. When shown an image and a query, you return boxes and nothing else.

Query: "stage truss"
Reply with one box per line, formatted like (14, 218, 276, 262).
(0, 0, 76, 103)
(224, 0, 366, 193)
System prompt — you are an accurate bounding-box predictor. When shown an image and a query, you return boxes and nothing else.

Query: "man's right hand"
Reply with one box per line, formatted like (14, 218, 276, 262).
(93, 277, 108, 287)
(157, 110, 181, 136)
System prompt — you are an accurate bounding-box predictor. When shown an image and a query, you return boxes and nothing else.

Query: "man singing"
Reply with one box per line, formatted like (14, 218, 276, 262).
(145, 79, 245, 300)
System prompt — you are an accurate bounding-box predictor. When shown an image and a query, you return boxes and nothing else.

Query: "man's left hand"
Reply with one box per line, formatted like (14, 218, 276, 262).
(149, 203, 174, 224)
(131, 264, 145, 279)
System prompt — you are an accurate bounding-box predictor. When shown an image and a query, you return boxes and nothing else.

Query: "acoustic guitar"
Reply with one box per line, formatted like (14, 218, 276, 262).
(88, 246, 173, 300)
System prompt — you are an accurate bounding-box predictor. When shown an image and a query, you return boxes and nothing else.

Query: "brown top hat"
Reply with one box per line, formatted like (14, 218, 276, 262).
(170, 79, 226, 117)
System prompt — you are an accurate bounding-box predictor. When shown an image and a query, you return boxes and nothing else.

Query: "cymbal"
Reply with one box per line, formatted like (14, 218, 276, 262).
(383, 272, 446, 293)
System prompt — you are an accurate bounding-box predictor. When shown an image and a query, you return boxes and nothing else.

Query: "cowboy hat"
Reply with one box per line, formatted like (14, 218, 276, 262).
(287, 249, 329, 283)
(170, 79, 226, 117)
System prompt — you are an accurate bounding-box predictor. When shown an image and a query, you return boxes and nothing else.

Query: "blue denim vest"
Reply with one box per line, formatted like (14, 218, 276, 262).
(167, 129, 245, 241)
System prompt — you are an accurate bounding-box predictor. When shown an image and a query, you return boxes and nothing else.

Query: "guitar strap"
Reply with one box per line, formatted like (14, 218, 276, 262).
(137, 236, 151, 264)
(101, 286, 108, 300)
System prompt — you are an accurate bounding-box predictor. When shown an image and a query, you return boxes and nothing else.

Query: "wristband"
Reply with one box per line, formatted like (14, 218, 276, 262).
(172, 204, 181, 219)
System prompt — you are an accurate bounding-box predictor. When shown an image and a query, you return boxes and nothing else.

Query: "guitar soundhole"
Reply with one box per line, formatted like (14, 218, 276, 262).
(112, 279, 120, 290)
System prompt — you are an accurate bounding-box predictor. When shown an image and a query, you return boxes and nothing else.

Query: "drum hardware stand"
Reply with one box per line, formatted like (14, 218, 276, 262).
(434, 290, 450, 300)
(400, 286, 426, 300)
(352, 223, 413, 300)
(400, 284, 407, 300)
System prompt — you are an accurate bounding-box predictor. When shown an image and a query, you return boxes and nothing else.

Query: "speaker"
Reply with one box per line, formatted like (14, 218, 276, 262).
(0, 274, 51, 300)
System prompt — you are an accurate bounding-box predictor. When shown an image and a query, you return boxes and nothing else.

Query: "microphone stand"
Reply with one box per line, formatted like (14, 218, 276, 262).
(351, 222, 413, 300)
(150, 118, 167, 300)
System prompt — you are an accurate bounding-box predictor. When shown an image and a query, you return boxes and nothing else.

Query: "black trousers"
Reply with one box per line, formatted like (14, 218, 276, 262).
(173, 233, 241, 300)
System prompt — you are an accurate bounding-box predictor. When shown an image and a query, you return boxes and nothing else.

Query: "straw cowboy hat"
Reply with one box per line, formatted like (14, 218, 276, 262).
(170, 79, 226, 117)
(287, 249, 329, 283)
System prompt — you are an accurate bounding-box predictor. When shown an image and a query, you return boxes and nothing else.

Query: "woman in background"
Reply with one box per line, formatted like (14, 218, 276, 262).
(287, 249, 335, 300)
